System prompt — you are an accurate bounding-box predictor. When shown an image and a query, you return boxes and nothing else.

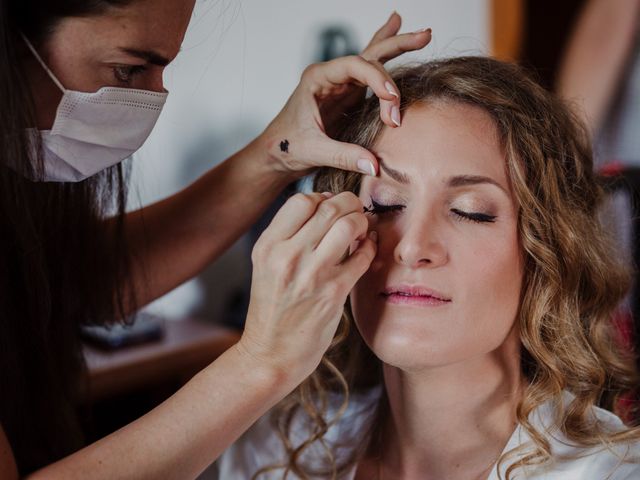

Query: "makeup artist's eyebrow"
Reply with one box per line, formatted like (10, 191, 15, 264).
(118, 47, 173, 66)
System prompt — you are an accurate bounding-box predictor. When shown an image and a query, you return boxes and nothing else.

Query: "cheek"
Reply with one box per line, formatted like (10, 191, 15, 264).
(460, 227, 522, 314)
(451, 226, 523, 351)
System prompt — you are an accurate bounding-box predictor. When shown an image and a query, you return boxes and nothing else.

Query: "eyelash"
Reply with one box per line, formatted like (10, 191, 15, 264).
(112, 65, 147, 84)
(364, 198, 497, 224)
(363, 199, 404, 215)
(450, 208, 497, 224)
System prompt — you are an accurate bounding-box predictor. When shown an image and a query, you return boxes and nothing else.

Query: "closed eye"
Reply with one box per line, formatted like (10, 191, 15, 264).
(451, 208, 496, 223)
(364, 198, 405, 216)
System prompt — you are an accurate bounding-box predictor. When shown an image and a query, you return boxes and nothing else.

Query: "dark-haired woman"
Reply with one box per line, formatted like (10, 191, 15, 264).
(0, 1, 431, 478)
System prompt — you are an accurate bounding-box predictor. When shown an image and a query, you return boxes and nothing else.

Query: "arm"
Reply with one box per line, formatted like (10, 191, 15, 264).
(556, 0, 640, 132)
(23, 346, 293, 480)
(12, 187, 377, 480)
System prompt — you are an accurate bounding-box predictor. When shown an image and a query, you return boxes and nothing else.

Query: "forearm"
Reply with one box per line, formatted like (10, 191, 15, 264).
(27, 345, 294, 480)
(122, 133, 295, 308)
(556, 0, 640, 132)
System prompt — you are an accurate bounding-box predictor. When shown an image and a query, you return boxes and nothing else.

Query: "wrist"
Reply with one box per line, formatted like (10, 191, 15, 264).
(254, 127, 307, 183)
(226, 339, 303, 395)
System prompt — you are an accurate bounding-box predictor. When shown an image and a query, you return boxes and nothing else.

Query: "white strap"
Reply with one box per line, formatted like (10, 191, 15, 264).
(20, 32, 66, 93)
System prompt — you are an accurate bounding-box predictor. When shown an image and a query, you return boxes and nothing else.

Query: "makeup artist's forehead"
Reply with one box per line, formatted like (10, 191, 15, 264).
(52, 0, 194, 62)
(370, 102, 508, 190)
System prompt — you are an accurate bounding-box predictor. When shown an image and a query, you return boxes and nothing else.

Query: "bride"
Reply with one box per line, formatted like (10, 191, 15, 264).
(215, 56, 640, 480)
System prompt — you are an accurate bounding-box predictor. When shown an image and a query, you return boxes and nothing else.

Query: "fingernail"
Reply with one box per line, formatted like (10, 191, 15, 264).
(385, 81, 399, 98)
(321, 191, 334, 198)
(414, 27, 432, 34)
(357, 159, 376, 176)
(369, 231, 378, 242)
(391, 106, 401, 127)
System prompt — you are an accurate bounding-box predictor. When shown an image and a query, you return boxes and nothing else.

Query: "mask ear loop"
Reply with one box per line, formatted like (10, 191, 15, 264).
(20, 32, 66, 93)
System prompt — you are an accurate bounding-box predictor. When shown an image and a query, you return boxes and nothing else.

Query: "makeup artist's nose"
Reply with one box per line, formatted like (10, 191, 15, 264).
(394, 216, 448, 268)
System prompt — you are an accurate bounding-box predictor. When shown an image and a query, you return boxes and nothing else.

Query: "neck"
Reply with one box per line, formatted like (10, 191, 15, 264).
(377, 328, 523, 480)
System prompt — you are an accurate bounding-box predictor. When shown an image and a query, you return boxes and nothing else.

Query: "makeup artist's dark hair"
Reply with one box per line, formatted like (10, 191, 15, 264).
(1, 0, 136, 474)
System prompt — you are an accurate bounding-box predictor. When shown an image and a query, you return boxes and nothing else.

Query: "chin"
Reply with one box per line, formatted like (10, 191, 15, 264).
(357, 319, 453, 371)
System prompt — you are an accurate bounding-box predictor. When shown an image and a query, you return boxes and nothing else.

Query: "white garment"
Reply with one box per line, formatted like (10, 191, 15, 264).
(213, 390, 640, 479)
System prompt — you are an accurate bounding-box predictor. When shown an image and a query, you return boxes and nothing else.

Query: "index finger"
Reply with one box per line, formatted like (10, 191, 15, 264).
(259, 192, 330, 243)
(363, 29, 432, 65)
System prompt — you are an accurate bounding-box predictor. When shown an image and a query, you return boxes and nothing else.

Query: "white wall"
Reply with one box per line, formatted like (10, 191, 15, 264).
(134, 0, 489, 320)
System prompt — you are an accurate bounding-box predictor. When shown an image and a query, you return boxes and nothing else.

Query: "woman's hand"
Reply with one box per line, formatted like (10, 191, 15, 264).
(260, 12, 431, 178)
(236, 192, 377, 382)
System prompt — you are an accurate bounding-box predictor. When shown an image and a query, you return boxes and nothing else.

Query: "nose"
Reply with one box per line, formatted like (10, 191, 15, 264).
(393, 214, 448, 268)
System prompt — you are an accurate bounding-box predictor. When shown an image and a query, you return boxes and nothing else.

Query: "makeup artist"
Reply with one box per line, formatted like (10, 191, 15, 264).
(0, 0, 431, 478)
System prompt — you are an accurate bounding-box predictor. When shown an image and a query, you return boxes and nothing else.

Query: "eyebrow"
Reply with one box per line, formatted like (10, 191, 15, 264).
(378, 158, 508, 194)
(379, 158, 411, 184)
(118, 47, 172, 66)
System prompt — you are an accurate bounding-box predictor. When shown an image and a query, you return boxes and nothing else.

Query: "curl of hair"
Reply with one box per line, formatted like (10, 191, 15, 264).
(258, 57, 640, 479)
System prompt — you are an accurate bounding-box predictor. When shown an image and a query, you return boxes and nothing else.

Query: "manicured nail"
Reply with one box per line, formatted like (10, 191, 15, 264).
(385, 81, 399, 98)
(414, 27, 432, 34)
(357, 159, 376, 176)
(321, 191, 334, 198)
(369, 231, 378, 242)
(391, 106, 401, 127)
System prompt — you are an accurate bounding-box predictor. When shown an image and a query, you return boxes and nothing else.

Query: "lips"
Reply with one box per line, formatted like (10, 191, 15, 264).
(381, 284, 452, 306)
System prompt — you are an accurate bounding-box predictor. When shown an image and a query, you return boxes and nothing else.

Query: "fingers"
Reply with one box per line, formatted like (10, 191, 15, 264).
(303, 55, 399, 103)
(303, 55, 401, 128)
(363, 29, 432, 65)
(313, 210, 369, 265)
(302, 134, 378, 176)
(336, 232, 377, 282)
(258, 192, 328, 243)
(366, 11, 402, 48)
(362, 15, 432, 129)
(293, 192, 365, 250)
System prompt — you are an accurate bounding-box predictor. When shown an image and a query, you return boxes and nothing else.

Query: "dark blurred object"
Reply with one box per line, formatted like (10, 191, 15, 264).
(519, 0, 585, 89)
(81, 312, 165, 350)
(316, 26, 359, 62)
(600, 166, 640, 375)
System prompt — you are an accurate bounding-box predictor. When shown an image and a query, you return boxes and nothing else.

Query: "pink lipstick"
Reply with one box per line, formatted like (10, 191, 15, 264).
(381, 285, 452, 307)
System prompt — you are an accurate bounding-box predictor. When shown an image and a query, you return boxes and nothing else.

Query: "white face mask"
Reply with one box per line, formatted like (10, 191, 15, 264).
(18, 34, 168, 182)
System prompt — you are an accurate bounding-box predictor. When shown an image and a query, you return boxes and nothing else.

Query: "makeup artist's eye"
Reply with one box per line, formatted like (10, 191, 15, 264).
(451, 208, 496, 224)
(364, 198, 405, 216)
(112, 65, 147, 84)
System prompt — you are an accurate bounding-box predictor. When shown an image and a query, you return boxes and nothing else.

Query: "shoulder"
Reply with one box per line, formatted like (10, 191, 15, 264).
(215, 388, 380, 480)
(214, 413, 283, 479)
(500, 393, 640, 480)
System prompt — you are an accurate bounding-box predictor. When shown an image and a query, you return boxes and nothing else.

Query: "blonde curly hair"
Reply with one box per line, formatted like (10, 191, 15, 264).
(254, 56, 640, 480)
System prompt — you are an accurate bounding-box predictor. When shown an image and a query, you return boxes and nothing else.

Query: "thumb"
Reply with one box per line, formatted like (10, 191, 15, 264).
(308, 136, 379, 176)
